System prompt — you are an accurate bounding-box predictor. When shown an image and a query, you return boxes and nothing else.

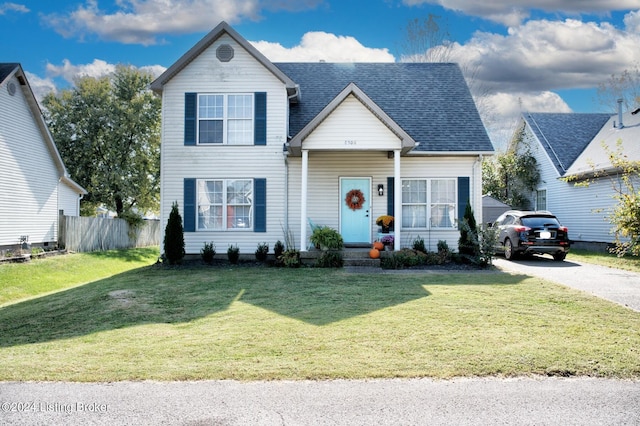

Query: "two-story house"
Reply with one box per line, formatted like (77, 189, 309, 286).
(150, 22, 494, 256)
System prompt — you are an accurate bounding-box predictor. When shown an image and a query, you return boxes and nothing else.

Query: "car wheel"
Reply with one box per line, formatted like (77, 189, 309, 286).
(553, 252, 567, 261)
(504, 238, 516, 260)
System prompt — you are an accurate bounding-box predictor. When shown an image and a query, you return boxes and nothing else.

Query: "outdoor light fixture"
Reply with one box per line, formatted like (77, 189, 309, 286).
(378, 184, 384, 196)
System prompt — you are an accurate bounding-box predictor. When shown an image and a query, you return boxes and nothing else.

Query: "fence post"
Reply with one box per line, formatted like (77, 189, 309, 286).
(58, 210, 66, 250)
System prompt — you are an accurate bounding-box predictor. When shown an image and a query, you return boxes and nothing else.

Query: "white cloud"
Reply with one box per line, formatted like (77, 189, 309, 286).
(447, 17, 640, 94)
(251, 32, 395, 62)
(43, 0, 323, 45)
(403, 0, 640, 26)
(624, 9, 640, 32)
(0, 2, 29, 15)
(46, 59, 117, 84)
(24, 72, 57, 103)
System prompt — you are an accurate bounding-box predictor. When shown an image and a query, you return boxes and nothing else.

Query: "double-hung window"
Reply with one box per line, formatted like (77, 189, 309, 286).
(198, 94, 253, 144)
(402, 178, 457, 229)
(536, 189, 547, 211)
(197, 179, 253, 230)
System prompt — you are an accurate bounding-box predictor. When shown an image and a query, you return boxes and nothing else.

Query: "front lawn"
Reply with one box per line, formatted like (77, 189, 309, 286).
(1, 249, 639, 381)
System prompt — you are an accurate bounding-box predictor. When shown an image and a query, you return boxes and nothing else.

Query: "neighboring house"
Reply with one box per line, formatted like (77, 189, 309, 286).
(514, 109, 638, 246)
(482, 195, 511, 224)
(150, 22, 494, 255)
(0, 63, 86, 250)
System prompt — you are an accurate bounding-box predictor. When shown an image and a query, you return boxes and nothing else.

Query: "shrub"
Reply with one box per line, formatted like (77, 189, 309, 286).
(310, 226, 344, 251)
(316, 250, 344, 268)
(274, 240, 285, 259)
(458, 202, 480, 257)
(412, 235, 426, 253)
(163, 201, 185, 265)
(381, 249, 427, 269)
(201, 242, 216, 264)
(227, 244, 240, 264)
(255, 242, 269, 262)
(280, 249, 301, 268)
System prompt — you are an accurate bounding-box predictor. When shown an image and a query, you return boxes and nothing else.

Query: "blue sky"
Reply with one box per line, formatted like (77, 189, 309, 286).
(2, 1, 640, 147)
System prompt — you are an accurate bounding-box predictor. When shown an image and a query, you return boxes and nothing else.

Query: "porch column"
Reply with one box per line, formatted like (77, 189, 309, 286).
(393, 149, 401, 251)
(300, 149, 309, 251)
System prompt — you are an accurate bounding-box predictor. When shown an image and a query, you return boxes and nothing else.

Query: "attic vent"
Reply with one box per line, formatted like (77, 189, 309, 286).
(7, 82, 16, 96)
(216, 44, 234, 62)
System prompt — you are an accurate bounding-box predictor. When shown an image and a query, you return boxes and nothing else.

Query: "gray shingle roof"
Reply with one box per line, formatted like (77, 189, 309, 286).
(0, 63, 19, 83)
(523, 112, 611, 174)
(275, 62, 494, 153)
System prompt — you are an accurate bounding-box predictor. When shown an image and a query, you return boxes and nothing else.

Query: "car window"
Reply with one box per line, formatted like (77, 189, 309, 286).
(501, 215, 515, 226)
(521, 216, 561, 227)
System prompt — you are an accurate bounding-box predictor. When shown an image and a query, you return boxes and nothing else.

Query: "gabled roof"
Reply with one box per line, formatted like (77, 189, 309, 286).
(523, 112, 611, 175)
(0, 63, 87, 195)
(150, 21, 297, 95)
(287, 82, 416, 156)
(565, 110, 640, 177)
(276, 62, 494, 154)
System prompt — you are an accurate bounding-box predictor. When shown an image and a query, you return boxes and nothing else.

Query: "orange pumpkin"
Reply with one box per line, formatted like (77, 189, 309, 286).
(369, 248, 381, 259)
(373, 241, 384, 250)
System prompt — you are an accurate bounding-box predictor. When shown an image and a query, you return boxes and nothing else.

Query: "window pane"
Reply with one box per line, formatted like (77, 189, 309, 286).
(228, 95, 252, 119)
(198, 205, 222, 230)
(431, 179, 455, 203)
(227, 180, 252, 204)
(402, 205, 427, 228)
(431, 204, 456, 228)
(199, 95, 223, 119)
(227, 206, 252, 228)
(227, 119, 253, 145)
(199, 120, 223, 143)
(402, 180, 426, 203)
(536, 190, 547, 211)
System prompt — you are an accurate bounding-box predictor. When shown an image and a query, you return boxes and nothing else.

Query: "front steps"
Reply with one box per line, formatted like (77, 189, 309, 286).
(301, 248, 390, 267)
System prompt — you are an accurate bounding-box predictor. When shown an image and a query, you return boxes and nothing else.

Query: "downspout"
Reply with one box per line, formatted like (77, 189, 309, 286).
(284, 147, 289, 237)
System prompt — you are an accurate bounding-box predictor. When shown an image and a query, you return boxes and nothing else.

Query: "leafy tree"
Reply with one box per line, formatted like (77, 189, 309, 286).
(164, 202, 185, 265)
(482, 126, 540, 209)
(43, 65, 161, 218)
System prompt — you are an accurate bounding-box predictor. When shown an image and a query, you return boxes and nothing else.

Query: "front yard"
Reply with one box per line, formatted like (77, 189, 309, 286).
(0, 248, 639, 381)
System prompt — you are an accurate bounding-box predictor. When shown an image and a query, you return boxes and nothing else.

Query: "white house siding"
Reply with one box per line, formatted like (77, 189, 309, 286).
(287, 151, 479, 252)
(0, 75, 60, 247)
(521, 124, 616, 243)
(159, 33, 289, 255)
(58, 181, 81, 217)
(303, 95, 403, 152)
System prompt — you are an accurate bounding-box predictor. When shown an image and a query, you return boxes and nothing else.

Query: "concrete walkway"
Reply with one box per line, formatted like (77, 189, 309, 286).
(493, 256, 640, 312)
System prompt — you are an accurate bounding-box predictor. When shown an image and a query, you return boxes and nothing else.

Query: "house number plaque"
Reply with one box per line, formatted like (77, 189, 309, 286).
(344, 140, 357, 145)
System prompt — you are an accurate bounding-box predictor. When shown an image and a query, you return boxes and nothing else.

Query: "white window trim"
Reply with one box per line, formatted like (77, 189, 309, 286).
(197, 93, 254, 145)
(401, 178, 458, 230)
(197, 178, 254, 231)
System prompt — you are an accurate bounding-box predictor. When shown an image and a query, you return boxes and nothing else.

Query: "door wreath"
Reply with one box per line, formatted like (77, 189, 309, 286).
(345, 189, 365, 211)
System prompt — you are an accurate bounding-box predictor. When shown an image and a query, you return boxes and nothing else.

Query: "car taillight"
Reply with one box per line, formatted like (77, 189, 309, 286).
(514, 226, 531, 232)
(559, 226, 568, 232)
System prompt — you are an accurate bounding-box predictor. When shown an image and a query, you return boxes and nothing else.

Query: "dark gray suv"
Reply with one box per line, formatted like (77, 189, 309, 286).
(491, 210, 571, 261)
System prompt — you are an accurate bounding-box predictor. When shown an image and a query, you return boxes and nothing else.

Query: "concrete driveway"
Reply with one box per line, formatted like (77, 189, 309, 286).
(492, 256, 640, 312)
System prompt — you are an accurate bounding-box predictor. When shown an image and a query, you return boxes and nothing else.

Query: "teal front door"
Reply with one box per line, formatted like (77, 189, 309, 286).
(340, 178, 371, 244)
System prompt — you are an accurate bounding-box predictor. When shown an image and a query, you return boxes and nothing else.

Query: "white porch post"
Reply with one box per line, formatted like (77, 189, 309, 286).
(300, 149, 309, 251)
(393, 149, 401, 251)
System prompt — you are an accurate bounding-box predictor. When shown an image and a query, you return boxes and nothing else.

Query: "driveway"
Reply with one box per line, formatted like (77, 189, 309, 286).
(493, 256, 640, 312)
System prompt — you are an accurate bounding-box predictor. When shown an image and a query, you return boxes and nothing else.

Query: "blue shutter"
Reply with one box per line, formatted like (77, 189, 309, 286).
(184, 93, 197, 146)
(184, 178, 196, 232)
(457, 176, 470, 226)
(254, 178, 267, 232)
(387, 177, 395, 217)
(254, 92, 267, 146)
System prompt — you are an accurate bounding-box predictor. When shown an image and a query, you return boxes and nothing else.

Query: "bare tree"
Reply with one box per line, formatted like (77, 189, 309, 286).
(597, 63, 640, 112)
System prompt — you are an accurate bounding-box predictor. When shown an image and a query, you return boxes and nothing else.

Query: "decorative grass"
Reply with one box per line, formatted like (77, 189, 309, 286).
(0, 249, 639, 381)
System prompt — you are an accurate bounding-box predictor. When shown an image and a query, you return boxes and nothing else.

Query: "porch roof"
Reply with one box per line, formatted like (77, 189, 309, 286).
(275, 62, 494, 155)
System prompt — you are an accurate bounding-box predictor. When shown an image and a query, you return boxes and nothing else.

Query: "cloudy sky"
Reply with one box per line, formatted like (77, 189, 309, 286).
(2, 0, 639, 147)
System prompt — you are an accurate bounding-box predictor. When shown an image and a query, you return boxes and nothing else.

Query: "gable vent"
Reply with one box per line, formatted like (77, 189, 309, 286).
(7, 82, 16, 96)
(216, 44, 234, 62)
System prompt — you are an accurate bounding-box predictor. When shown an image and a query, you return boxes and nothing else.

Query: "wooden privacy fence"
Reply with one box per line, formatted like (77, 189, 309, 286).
(59, 216, 160, 252)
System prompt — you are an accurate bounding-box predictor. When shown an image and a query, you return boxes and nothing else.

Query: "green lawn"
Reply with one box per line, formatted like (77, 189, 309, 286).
(1, 248, 639, 382)
(569, 249, 640, 273)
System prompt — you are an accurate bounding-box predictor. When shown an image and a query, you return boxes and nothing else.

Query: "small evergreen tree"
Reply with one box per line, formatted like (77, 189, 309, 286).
(164, 202, 185, 265)
(458, 202, 480, 257)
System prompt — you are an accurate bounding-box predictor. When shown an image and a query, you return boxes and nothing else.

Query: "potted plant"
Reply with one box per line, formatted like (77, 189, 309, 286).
(381, 234, 394, 250)
(376, 215, 394, 233)
(309, 226, 344, 251)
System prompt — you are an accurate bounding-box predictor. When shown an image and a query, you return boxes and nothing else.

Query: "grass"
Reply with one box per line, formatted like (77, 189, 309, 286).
(0, 248, 639, 382)
(568, 249, 640, 273)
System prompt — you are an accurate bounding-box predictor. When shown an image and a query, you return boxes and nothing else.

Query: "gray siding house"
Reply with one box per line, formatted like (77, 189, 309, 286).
(151, 22, 494, 255)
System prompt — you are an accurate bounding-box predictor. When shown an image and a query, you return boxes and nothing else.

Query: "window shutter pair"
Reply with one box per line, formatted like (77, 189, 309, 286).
(183, 179, 266, 232)
(184, 92, 266, 145)
(386, 176, 470, 224)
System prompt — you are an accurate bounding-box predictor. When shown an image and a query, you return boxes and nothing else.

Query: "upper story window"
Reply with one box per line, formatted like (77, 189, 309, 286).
(198, 94, 253, 145)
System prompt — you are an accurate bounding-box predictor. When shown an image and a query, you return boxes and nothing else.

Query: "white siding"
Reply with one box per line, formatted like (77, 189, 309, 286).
(287, 151, 480, 252)
(159, 34, 289, 254)
(522, 124, 618, 243)
(0, 75, 61, 247)
(303, 95, 402, 151)
(58, 181, 81, 217)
